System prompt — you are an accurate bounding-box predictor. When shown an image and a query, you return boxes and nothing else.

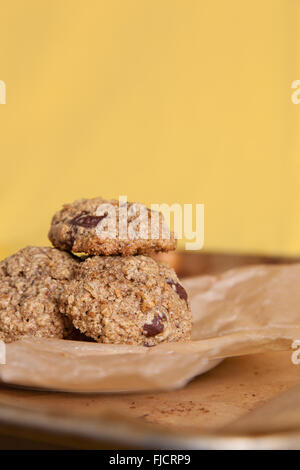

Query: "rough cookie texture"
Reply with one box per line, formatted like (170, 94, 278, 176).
(0, 247, 78, 343)
(62, 255, 192, 346)
(48, 197, 176, 255)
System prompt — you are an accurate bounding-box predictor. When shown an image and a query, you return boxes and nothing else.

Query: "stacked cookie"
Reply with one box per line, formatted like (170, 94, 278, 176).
(0, 198, 192, 345)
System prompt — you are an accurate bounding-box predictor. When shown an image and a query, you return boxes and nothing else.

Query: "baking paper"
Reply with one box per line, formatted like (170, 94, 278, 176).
(1, 263, 300, 393)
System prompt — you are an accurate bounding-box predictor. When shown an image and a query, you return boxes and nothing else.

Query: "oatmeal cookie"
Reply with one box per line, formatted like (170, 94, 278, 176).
(48, 197, 176, 255)
(0, 246, 78, 343)
(62, 255, 192, 346)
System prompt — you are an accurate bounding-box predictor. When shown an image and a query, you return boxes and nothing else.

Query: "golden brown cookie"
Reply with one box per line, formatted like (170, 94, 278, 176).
(62, 255, 192, 346)
(0, 246, 78, 343)
(48, 197, 176, 255)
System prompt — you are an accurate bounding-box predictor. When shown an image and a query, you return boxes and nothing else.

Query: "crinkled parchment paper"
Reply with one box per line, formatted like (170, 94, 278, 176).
(1, 263, 300, 393)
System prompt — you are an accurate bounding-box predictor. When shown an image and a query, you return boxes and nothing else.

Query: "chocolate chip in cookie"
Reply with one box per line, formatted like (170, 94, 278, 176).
(143, 315, 165, 337)
(166, 278, 188, 304)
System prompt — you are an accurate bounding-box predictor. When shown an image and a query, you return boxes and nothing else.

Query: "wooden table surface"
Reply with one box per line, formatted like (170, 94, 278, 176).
(0, 350, 298, 449)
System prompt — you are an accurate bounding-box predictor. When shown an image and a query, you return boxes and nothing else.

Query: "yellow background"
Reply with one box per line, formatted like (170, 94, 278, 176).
(0, 0, 299, 259)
